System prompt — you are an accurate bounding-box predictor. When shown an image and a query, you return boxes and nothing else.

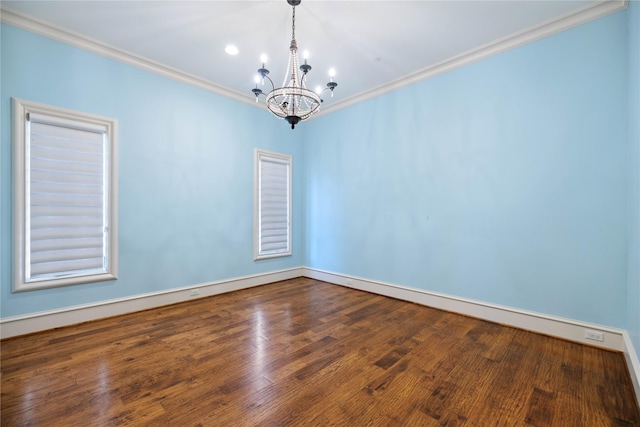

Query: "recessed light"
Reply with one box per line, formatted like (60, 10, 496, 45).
(225, 45, 239, 56)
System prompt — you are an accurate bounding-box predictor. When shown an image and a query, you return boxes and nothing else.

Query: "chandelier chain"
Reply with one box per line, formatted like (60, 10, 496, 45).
(291, 6, 296, 41)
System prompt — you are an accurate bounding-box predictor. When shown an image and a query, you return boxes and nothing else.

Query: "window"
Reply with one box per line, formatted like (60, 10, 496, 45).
(254, 149, 291, 260)
(12, 98, 118, 292)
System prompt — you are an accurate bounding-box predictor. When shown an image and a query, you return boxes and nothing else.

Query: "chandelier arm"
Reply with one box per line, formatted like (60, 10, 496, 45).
(264, 75, 276, 92)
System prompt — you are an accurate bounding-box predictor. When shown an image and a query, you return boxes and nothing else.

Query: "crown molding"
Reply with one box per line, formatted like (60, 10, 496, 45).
(1, 1, 628, 119)
(0, 7, 259, 109)
(318, 0, 629, 118)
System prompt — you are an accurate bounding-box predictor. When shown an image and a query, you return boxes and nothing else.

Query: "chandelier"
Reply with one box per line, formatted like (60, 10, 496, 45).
(251, 0, 338, 130)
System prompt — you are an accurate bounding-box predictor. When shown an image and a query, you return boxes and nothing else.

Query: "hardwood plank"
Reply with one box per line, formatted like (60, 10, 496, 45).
(1, 278, 638, 426)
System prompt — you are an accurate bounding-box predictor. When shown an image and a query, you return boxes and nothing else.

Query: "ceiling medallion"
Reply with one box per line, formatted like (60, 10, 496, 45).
(251, 0, 338, 130)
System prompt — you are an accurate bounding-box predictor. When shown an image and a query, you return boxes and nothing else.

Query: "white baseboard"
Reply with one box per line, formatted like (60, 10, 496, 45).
(623, 331, 640, 408)
(302, 267, 626, 352)
(0, 267, 303, 339)
(2, 265, 638, 406)
(302, 267, 640, 405)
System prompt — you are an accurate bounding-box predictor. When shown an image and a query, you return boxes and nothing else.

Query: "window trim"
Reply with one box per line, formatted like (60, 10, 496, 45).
(12, 98, 118, 292)
(254, 148, 292, 260)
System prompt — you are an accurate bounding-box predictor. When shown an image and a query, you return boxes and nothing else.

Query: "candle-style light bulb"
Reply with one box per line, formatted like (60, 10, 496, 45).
(303, 50, 309, 65)
(259, 54, 268, 85)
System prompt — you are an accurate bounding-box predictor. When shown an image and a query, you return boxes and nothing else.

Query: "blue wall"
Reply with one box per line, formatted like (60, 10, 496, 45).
(0, 6, 636, 338)
(628, 0, 640, 353)
(303, 11, 629, 327)
(0, 24, 303, 318)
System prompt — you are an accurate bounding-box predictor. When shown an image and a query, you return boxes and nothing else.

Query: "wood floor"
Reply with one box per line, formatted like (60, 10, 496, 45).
(1, 278, 639, 426)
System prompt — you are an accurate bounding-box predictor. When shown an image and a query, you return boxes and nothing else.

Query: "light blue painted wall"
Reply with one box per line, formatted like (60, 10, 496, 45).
(1, 7, 635, 334)
(303, 11, 628, 327)
(628, 0, 640, 354)
(0, 24, 303, 318)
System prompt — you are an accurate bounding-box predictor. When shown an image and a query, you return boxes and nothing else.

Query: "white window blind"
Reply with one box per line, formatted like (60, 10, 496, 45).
(13, 98, 118, 292)
(254, 149, 291, 259)
(28, 119, 107, 278)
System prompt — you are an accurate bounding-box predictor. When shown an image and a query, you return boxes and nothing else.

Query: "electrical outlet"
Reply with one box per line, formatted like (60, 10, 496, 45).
(585, 329, 604, 342)
(190, 288, 200, 297)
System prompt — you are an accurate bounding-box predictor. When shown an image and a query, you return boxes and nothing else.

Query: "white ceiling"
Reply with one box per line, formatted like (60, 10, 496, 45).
(1, 1, 611, 114)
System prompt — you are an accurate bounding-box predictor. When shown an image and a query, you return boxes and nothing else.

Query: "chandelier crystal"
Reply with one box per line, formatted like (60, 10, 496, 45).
(252, 0, 338, 130)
